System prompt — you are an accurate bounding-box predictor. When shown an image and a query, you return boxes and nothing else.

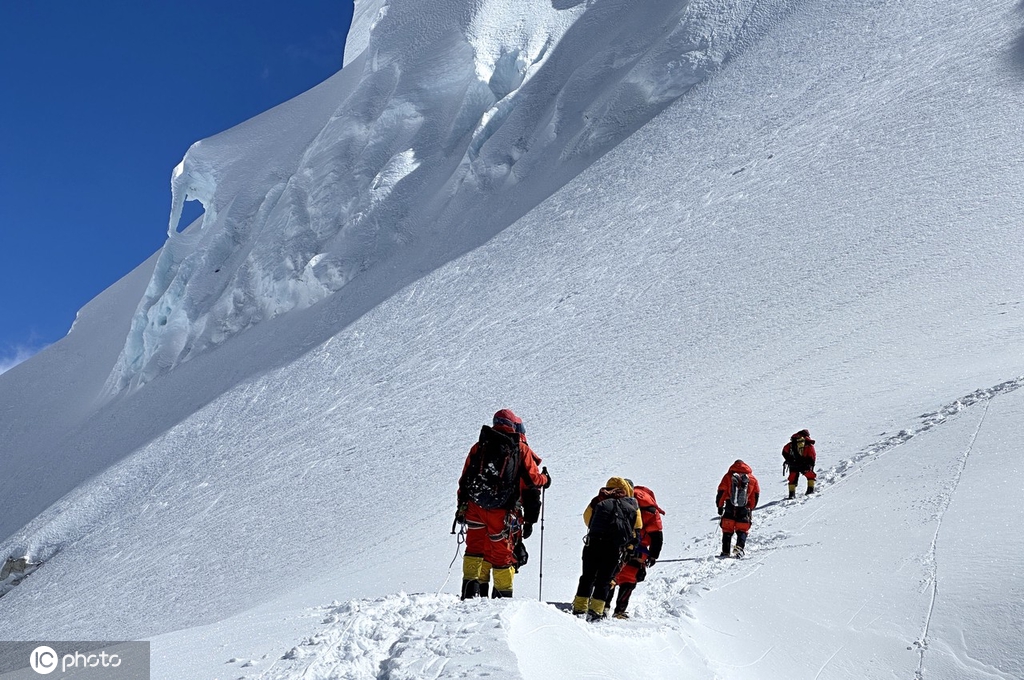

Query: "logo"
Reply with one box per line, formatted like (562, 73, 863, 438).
(29, 646, 58, 674)
(4, 641, 146, 678)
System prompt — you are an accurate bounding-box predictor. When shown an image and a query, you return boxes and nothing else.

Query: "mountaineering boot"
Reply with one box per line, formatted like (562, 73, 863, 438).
(604, 586, 616, 616)
(491, 566, 514, 598)
(476, 581, 490, 598)
(586, 599, 606, 621)
(460, 579, 479, 600)
(787, 483, 797, 499)
(720, 532, 733, 558)
(461, 555, 484, 599)
(806, 479, 816, 495)
(613, 610, 630, 620)
(732, 544, 745, 558)
(614, 583, 635, 617)
(572, 595, 590, 616)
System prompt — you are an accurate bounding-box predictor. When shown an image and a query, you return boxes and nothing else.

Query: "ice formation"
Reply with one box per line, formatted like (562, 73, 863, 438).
(108, 0, 768, 390)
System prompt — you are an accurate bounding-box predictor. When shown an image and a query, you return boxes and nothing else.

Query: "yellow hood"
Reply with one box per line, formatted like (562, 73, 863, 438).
(605, 476, 634, 497)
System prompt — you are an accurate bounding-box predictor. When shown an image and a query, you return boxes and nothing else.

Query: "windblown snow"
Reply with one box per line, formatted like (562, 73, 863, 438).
(1, 0, 1022, 679)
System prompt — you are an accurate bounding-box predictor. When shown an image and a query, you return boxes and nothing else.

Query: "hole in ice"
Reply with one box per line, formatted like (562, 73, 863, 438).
(175, 200, 206, 234)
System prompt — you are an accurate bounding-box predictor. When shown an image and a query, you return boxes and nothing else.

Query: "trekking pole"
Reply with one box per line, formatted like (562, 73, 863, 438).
(538, 482, 546, 602)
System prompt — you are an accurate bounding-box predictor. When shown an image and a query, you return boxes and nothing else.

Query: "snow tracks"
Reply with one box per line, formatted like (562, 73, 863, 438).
(244, 594, 522, 680)
(239, 376, 1023, 680)
(641, 375, 1024, 621)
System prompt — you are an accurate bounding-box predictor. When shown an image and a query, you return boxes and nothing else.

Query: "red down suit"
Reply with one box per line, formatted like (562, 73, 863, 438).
(716, 460, 760, 534)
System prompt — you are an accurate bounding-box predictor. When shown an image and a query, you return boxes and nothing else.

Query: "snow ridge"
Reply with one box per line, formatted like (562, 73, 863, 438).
(108, 0, 782, 390)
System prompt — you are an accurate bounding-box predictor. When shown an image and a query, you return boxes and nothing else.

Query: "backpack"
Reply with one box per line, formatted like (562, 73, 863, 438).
(633, 486, 665, 531)
(730, 473, 749, 508)
(587, 495, 638, 548)
(463, 426, 521, 510)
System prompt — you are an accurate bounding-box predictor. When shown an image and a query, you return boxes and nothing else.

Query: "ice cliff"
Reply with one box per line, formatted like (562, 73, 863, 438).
(110, 0, 776, 390)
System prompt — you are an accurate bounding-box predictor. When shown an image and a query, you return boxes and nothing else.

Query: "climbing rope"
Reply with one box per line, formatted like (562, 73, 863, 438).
(438, 523, 466, 595)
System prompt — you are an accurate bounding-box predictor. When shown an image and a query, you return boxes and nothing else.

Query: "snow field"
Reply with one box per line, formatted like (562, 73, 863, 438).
(189, 376, 1023, 680)
(1, 0, 1022, 677)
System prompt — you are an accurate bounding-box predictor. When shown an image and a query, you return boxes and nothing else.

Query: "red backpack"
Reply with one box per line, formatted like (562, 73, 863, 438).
(633, 486, 665, 532)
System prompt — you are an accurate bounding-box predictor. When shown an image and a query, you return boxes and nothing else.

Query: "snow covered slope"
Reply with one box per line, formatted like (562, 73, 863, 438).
(1, 0, 1022, 679)
(110, 0, 774, 390)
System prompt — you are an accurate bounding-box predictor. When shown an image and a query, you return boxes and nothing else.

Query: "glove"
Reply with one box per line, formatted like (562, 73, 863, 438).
(541, 466, 552, 489)
(717, 505, 724, 516)
(522, 522, 533, 539)
(637, 564, 648, 582)
(647, 557, 656, 568)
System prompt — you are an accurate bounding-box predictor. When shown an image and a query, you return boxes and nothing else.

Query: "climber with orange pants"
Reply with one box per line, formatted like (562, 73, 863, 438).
(456, 409, 550, 599)
(606, 483, 665, 619)
(716, 460, 760, 558)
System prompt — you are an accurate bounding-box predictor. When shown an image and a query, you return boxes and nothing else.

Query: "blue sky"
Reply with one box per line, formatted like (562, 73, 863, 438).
(0, 1, 354, 372)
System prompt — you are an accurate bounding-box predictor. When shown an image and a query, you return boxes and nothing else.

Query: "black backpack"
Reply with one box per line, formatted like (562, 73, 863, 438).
(587, 495, 638, 548)
(462, 426, 521, 510)
(730, 473, 749, 508)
